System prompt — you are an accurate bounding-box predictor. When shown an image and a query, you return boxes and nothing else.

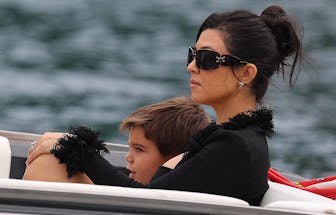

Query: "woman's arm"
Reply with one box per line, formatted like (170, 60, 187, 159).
(25, 130, 131, 184)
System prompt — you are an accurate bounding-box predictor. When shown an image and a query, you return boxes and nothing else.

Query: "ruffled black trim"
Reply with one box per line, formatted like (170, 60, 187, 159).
(50, 126, 109, 178)
(217, 108, 274, 136)
(184, 108, 274, 158)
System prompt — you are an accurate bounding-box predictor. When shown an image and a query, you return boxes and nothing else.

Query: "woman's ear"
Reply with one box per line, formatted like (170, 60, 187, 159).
(238, 63, 258, 85)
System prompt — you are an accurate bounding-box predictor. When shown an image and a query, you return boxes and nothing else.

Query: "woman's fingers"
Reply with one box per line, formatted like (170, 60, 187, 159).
(26, 132, 66, 165)
(26, 139, 56, 165)
(36, 132, 65, 146)
(27, 141, 36, 157)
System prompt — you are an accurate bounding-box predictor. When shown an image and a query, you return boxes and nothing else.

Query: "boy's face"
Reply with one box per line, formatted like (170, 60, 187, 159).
(125, 126, 168, 185)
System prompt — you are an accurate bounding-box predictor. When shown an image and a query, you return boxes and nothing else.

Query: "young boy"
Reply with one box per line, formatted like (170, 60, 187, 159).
(23, 96, 210, 184)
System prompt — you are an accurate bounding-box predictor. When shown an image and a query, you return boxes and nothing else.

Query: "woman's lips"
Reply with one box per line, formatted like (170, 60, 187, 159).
(190, 79, 201, 88)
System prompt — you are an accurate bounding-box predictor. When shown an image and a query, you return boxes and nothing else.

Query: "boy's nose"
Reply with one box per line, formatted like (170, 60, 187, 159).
(125, 151, 133, 163)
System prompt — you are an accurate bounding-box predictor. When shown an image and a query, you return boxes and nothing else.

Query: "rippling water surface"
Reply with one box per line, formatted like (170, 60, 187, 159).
(0, 0, 335, 178)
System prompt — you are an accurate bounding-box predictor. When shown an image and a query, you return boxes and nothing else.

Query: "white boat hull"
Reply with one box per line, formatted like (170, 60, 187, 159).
(1, 130, 336, 215)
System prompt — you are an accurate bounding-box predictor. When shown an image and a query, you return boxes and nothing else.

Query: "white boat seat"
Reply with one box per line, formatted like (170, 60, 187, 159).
(0, 136, 11, 178)
(260, 182, 336, 214)
(265, 201, 336, 214)
(261, 181, 336, 206)
(0, 178, 249, 207)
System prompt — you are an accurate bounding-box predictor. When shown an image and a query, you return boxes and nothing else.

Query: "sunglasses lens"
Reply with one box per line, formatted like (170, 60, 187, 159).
(196, 50, 219, 70)
(187, 47, 195, 65)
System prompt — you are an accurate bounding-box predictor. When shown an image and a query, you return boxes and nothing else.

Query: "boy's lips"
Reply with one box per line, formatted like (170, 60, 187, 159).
(129, 171, 136, 179)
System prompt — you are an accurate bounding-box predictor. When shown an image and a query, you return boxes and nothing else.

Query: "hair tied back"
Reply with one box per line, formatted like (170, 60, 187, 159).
(260, 5, 286, 21)
(260, 5, 302, 60)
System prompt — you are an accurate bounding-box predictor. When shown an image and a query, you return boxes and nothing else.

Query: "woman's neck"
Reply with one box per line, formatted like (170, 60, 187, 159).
(213, 95, 257, 124)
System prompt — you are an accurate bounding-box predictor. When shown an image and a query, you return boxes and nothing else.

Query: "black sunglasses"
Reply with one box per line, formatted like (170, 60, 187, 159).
(187, 46, 249, 70)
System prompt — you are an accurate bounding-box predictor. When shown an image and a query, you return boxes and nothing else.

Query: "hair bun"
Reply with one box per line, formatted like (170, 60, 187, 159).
(261, 5, 286, 20)
(260, 5, 302, 59)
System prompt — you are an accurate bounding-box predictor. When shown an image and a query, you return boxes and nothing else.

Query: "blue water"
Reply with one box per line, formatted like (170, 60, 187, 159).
(0, 0, 335, 178)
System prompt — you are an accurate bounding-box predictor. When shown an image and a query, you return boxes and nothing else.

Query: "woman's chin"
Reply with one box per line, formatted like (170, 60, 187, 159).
(190, 95, 203, 105)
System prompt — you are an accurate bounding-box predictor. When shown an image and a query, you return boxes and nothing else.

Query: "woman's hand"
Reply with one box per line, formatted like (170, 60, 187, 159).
(26, 132, 66, 165)
(162, 153, 184, 169)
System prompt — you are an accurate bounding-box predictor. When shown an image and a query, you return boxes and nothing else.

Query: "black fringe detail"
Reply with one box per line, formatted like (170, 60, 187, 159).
(50, 125, 108, 178)
(184, 108, 274, 159)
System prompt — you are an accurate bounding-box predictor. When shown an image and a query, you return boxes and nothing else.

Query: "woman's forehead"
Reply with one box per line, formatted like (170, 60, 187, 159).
(195, 29, 228, 54)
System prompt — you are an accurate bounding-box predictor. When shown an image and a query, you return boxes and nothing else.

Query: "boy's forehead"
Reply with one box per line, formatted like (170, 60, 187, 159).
(128, 126, 157, 148)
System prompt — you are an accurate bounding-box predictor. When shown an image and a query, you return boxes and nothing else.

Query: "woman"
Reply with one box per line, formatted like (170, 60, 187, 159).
(27, 5, 304, 206)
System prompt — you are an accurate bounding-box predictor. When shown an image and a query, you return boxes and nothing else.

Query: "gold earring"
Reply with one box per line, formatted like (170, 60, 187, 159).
(237, 81, 245, 90)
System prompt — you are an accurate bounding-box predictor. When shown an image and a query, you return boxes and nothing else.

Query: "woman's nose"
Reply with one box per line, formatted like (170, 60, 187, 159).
(187, 59, 199, 74)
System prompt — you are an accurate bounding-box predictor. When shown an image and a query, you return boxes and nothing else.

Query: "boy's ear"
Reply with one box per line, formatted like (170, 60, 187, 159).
(237, 63, 258, 84)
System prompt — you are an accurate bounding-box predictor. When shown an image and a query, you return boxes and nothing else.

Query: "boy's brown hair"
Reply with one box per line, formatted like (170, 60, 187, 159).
(119, 96, 210, 157)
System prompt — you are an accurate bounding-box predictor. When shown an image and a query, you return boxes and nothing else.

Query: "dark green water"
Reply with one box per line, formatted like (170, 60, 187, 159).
(0, 0, 335, 178)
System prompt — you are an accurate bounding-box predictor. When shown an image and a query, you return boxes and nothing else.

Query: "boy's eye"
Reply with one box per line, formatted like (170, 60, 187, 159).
(135, 146, 143, 152)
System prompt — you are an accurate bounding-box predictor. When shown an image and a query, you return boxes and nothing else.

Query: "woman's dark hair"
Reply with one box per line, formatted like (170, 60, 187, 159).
(196, 5, 304, 103)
